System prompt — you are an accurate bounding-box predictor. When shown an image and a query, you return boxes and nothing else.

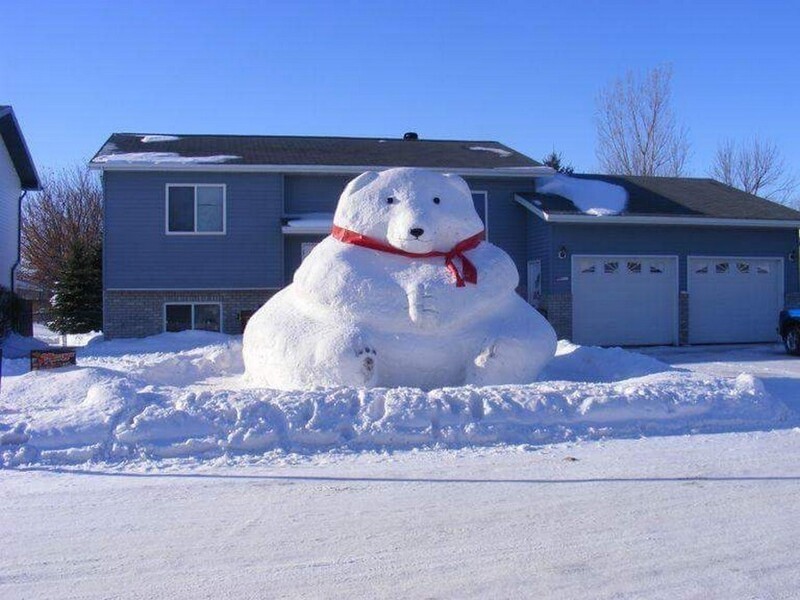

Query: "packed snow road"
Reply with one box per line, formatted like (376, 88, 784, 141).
(2, 431, 800, 599)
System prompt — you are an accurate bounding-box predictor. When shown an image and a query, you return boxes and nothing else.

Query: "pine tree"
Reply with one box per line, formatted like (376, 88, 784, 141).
(542, 150, 574, 174)
(49, 240, 102, 334)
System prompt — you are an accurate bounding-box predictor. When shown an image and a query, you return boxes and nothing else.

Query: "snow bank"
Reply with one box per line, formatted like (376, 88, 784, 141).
(537, 174, 627, 216)
(0, 333, 790, 467)
(92, 152, 240, 165)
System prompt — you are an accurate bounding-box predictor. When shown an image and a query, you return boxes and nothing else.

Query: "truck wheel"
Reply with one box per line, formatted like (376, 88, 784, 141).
(784, 325, 800, 356)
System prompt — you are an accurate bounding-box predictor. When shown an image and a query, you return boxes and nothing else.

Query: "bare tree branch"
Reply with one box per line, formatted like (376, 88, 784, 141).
(19, 167, 103, 294)
(596, 65, 691, 177)
(710, 137, 797, 203)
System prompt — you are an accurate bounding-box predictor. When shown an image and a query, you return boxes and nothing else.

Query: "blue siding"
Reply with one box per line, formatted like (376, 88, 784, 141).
(548, 222, 799, 294)
(464, 177, 538, 290)
(284, 175, 351, 213)
(104, 171, 283, 289)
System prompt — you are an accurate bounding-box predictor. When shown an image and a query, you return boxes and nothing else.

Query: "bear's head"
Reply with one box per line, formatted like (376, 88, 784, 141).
(333, 167, 485, 254)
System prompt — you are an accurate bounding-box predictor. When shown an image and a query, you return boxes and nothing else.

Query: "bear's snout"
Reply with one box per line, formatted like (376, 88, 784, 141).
(409, 227, 425, 239)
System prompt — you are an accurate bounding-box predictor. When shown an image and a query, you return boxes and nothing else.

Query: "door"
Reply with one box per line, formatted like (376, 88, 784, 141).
(572, 255, 678, 346)
(688, 257, 783, 343)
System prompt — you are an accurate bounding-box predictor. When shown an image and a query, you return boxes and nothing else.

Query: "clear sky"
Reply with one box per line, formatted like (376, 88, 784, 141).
(3, 0, 800, 176)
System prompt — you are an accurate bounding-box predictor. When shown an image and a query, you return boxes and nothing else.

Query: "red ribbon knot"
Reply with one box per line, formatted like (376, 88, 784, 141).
(331, 225, 484, 287)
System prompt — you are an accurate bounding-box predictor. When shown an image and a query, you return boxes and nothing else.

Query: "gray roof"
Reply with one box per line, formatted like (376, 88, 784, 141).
(520, 174, 800, 222)
(0, 106, 41, 190)
(90, 133, 541, 170)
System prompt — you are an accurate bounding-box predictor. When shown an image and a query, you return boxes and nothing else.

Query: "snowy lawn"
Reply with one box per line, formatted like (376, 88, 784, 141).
(2, 334, 800, 598)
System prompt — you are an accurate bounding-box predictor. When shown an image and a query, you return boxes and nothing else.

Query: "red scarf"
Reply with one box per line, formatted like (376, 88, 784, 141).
(331, 225, 484, 287)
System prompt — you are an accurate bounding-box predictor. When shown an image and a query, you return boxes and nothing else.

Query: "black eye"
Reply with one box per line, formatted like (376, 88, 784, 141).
(433, 197, 440, 204)
(387, 197, 394, 204)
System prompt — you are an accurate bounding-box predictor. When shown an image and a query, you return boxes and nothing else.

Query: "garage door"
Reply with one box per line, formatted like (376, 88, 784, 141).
(572, 255, 678, 346)
(688, 257, 783, 344)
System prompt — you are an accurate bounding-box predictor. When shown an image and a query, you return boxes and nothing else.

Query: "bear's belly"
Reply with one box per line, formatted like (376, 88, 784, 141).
(367, 329, 477, 389)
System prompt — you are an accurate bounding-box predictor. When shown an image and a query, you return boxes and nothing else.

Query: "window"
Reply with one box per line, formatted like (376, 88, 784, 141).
(579, 260, 596, 274)
(757, 263, 771, 274)
(715, 262, 729, 274)
(736, 261, 750, 274)
(165, 303, 221, 332)
(167, 184, 225, 234)
(649, 262, 664, 274)
(471, 191, 488, 237)
(603, 261, 619, 274)
(627, 261, 642, 274)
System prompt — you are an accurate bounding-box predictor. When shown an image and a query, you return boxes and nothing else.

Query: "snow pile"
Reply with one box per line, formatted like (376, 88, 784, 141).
(140, 135, 180, 143)
(537, 173, 628, 216)
(1, 333, 48, 359)
(0, 333, 790, 467)
(92, 152, 240, 165)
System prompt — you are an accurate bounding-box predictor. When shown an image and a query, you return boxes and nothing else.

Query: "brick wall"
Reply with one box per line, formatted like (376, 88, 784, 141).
(104, 289, 276, 339)
(542, 293, 572, 341)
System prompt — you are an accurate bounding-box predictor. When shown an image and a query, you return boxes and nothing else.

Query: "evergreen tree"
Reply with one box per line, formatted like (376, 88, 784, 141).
(49, 240, 103, 334)
(542, 150, 575, 174)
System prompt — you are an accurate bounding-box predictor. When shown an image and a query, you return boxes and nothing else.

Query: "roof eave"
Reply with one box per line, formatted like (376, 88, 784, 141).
(513, 195, 800, 229)
(0, 108, 41, 190)
(88, 162, 555, 178)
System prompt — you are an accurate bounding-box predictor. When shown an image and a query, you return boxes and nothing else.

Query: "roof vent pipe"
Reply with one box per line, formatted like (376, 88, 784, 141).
(403, 132, 419, 141)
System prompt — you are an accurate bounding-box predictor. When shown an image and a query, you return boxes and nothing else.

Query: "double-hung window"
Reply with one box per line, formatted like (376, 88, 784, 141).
(166, 184, 225, 234)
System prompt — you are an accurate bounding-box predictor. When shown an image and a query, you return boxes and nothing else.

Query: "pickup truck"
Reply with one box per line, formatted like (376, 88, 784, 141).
(779, 309, 800, 355)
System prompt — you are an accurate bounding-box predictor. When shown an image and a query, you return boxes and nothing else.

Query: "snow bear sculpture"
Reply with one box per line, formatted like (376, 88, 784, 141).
(243, 167, 556, 389)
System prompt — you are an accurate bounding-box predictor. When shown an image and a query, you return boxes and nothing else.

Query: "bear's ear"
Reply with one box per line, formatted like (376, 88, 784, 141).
(343, 171, 381, 197)
(443, 172, 472, 197)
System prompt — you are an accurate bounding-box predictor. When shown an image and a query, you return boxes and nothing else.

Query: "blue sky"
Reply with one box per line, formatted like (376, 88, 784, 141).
(3, 0, 800, 176)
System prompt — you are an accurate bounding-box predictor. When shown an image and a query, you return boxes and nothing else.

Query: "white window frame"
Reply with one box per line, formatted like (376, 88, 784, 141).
(163, 302, 224, 333)
(165, 184, 227, 235)
(471, 190, 489, 240)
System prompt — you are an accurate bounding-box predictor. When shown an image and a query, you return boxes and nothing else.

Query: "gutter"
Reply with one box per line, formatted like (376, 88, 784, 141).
(87, 162, 555, 178)
(10, 190, 26, 292)
(514, 194, 800, 229)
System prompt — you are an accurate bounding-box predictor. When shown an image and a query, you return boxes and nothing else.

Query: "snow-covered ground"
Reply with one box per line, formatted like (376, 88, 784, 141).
(2, 333, 800, 598)
(1, 334, 790, 466)
(2, 430, 799, 599)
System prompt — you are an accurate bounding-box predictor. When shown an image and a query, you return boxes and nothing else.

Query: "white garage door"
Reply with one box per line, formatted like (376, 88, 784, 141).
(688, 257, 783, 344)
(572, 255, 678, 346)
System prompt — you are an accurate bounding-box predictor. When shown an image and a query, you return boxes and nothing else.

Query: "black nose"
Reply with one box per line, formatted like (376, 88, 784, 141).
(410, 228, 424, 238)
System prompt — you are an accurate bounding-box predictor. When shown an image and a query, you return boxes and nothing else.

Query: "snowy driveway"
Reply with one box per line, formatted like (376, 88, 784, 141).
(641, 343, 800, 410)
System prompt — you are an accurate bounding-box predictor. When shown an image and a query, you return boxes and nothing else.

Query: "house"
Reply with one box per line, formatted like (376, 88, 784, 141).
(0, 106, 41, 291)
(517, 175, 800, 346)
(89, 132, 800, 346)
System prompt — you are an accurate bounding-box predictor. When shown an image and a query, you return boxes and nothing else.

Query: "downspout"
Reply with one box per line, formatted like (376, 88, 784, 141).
(10, 190, 27, 293)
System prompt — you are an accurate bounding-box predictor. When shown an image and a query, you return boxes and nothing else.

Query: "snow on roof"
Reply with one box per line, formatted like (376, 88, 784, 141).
(468, 146, 512, 158)
(141, 135, 180, 143)
(537, 173, 628, 216)
(91, 152, 241, 165)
